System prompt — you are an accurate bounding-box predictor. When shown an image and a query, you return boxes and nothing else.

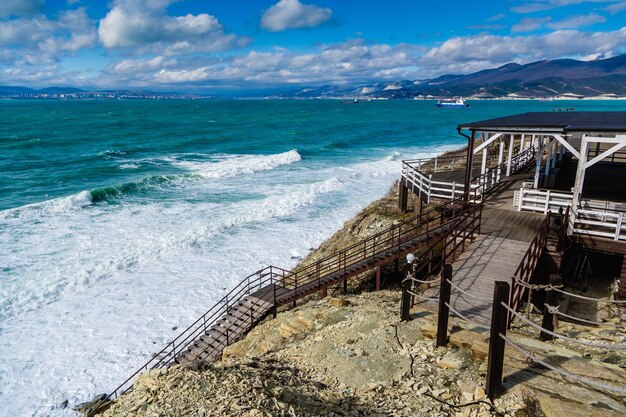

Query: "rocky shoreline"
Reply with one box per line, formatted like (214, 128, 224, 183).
(80, 159, 625, 417)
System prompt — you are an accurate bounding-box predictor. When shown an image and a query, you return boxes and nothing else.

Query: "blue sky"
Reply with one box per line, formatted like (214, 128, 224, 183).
(0, 0, 625, 91)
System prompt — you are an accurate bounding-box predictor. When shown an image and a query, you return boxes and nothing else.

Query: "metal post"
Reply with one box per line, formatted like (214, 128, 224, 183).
(273, 281, 277, 318)
(486, 281, 510, 400)
(375, 265, 381, 290)
(293, 272, 298, 307)
(401, 277, 412, 321)
(540, 275, 562, 341)
(436, 264, 452, 347)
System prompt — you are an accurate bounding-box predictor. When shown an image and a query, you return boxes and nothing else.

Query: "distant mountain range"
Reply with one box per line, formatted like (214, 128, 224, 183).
(277, 54, 626, 99)
(2, 54, 625, 99)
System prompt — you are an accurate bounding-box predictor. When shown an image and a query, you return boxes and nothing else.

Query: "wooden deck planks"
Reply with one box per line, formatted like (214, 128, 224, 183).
(417, 173, 546, 325)
(420, 235, 531, 325)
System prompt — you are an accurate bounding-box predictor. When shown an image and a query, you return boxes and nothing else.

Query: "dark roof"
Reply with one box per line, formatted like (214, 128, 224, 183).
(459, 111, 626, 133)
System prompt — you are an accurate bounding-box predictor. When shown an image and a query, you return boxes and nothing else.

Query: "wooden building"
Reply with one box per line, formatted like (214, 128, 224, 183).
(401, 111, 626, 303)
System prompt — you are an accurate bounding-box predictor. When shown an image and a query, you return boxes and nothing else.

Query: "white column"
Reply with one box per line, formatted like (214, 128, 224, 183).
(481, 147, 488, 173)
(506, 134, 514, 176)
(551, 140, 558, 169)
(533, 135, 543, 189)
(571, 136, 590, 212)
(544, 138, 553, 185)
(520, 134, 526, 151)
(497, 139, 504, 181)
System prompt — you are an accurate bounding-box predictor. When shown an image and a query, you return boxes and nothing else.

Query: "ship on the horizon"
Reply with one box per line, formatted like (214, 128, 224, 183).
(435, 97, 469, 108)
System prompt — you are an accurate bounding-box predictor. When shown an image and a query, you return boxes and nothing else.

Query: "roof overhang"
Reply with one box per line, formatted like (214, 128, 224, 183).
(458, 111, 626, 134)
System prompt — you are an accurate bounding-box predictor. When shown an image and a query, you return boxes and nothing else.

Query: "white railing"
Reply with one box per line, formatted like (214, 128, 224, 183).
(514, 187, 573, 214)
(514, 189, 626, 241)
(402, 147, 535, 204)
(572, 205, 626, 241)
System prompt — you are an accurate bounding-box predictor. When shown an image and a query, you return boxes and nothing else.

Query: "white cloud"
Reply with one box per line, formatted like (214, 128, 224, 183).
(0, 0, 42, 18)
(261, 0, 332, 32)
(512, 17, 551, 32)
(512, 0, 614, 13)
(487, 13, 507, 21)
(604, 1, 626, 13)
(420, 27, 626, 75)
(548, 13, 606, 28)
(98, 0, 249, 54)
(0, 8, 96, 65)
(511, 13, 605, 32)
(100, 39, 424, 88)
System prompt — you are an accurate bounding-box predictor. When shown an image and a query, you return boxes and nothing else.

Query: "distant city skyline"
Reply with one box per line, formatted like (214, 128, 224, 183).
(1, 0, 625, 91)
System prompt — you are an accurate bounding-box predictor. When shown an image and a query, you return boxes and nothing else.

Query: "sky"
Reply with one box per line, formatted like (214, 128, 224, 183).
(0, 0, 625, 92)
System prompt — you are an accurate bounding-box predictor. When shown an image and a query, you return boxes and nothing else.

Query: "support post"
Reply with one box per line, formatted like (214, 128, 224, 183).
(533, 135, 543, 189)
(497, 139, 504, 181)
(436, 264, 452, 347)
(571, 136, 590, 211)
(540, 275, 562, 341)
(375, 265, 381, 291)
(544, 138, 553, 186)
(343, 276, 348, 294)
(486, 281, 510, 400)
(481, 146, 488, 176)
(463, 131, 476, 202)
(273, 282, 277, 318)
(399, 179, 408, 213)
(506, 134, 514, 176)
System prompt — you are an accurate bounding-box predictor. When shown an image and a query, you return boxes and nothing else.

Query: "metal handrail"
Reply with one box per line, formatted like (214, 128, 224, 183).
(107, 199, 478, 400)
(107, 265, 289, 399)
(508, 212, 552, 327)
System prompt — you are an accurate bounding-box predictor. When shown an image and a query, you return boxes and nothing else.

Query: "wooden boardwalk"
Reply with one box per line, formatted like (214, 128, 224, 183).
(419, 172, 546, 326)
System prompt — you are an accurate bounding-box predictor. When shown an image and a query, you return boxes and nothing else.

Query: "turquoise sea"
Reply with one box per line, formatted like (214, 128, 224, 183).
(1, 99, 626, 416)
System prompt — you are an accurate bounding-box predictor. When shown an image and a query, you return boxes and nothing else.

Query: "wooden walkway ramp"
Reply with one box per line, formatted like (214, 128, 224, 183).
(420, 206, 545, 326)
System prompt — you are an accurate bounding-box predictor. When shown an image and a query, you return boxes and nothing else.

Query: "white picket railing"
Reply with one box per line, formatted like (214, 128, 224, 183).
(572, 206, 626, 241)
(402, 147, 535, 204)
(514, 188, 626, 241)
(514, 187, 573, 214)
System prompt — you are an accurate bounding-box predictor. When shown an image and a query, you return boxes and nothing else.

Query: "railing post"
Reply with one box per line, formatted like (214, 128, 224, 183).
(540, 275, 562, 341)
(616, 212, 623, 241)
(273, 278, 277, 319)
(427, 174, 432, 204)
(486, 281, 510, 400)
(293, 272, 298, 307)
(436, 264, 452, 347)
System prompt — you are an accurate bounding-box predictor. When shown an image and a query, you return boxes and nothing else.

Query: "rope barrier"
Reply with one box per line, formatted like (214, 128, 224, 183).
(446, 279, 492, 302)
(407, 290, 440, 303)
(552, 288, 626, 304)
(499, 333, 626, 395)
(444, 302, 489, 330)
(545, 305, 625, 329)
(406, 276, 441, 285)
(501, 302, 626, 351)
(512, 276, 563, 292)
